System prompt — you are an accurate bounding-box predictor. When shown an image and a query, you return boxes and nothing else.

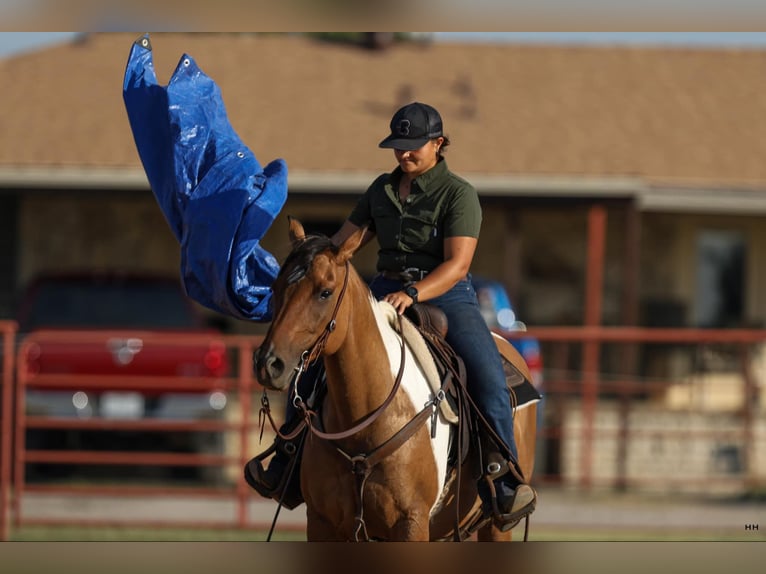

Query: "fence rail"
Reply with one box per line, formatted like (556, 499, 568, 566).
(504, 326, 766, 492)
(1, 325, 766, 538)
(0, 320, 17, 541)
(8, 331, 272, 536)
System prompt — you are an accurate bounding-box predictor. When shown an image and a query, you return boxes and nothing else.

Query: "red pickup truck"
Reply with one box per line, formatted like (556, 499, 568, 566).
(16, 271, 231, 482)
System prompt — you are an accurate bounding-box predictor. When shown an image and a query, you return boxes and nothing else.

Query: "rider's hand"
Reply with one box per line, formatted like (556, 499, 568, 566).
(383, 291, 414, 315)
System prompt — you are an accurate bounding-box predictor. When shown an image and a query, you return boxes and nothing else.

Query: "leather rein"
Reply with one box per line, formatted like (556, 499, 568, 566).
(259, 259, 446, 541)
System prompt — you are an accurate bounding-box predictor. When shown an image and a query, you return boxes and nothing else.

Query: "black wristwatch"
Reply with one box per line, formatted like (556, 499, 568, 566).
(404, 285, 419, 304)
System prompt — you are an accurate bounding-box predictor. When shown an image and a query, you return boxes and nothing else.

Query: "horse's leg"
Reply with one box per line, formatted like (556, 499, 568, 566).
(476, 522, 513, 542)
(391, 511, 431, 541)
(306, 509, 346, 542)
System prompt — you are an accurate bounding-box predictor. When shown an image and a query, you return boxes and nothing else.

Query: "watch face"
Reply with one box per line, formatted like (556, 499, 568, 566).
(406, 286, 418, 301)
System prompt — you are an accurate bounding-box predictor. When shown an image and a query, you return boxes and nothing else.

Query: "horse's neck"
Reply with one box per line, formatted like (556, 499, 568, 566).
(322, 291, 401, 432)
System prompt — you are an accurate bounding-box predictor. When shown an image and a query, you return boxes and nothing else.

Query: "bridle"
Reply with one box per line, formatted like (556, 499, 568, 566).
(261, 259, 414, 443)
(293, 259, 351, 380)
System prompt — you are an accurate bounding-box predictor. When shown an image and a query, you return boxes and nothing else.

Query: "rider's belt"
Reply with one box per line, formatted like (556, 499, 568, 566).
(381, 267, 431, 281)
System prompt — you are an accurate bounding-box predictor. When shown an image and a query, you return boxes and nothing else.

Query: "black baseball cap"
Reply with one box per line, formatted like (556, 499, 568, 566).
(378, 102, 444, 151)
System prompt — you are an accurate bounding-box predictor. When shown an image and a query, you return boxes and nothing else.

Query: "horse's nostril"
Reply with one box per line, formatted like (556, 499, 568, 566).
(254, 345, 285, 382)
(265, 355, 285, 379)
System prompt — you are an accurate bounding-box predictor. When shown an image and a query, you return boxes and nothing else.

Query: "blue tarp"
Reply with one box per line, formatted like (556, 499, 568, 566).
(122, 34, 286, 322)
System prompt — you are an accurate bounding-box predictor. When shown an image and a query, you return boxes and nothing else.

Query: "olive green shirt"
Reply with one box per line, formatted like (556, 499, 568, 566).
(348, 158, 482, 272)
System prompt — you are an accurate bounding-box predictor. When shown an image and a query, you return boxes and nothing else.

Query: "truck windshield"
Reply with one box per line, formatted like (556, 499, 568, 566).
(22, 281, 199, 330)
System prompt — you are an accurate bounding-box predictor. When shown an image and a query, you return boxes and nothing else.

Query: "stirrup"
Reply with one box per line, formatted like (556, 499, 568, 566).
(244, 438, 305, 510)
(491, 485, 537, 532)
(481, 476, 537, 533)
(244, 442, 279, 497)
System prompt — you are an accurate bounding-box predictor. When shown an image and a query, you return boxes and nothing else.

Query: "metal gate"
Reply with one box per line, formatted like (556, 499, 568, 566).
(2, 323, 766, 539)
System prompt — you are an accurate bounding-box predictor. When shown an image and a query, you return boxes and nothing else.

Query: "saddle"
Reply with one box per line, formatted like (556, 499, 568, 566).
(402, 304, 536, 473)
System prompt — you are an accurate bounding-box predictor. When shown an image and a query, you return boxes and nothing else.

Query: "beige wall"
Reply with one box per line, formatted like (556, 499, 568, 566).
(560, 398, 765, 495)
(642, 212, 765, 328)
(19, 193, 181, 287)
(16, 193, 766, 333)
(515, 207, 589, 325)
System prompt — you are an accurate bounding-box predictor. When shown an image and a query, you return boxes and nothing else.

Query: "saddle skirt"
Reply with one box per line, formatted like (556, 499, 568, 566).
(379, 301, 542, 422)
(379, 301, 460, 424)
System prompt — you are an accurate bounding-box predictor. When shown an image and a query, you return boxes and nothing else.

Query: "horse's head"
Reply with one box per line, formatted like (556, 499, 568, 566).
(254, 217, 366, 391)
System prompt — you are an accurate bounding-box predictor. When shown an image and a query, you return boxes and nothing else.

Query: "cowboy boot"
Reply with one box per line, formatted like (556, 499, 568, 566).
(490, 479, 537, 532)
(243, 420, 305, 510)
(478, 451, 537, 532)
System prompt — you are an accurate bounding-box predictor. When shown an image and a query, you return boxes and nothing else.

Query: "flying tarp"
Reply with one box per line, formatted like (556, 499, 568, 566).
(122, 34, 286, 322)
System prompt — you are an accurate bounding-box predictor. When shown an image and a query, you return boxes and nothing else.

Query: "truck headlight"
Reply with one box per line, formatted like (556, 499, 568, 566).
(208, 391, 227, 411)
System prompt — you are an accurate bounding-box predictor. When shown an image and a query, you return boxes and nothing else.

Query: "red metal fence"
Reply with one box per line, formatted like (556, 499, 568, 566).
(7, 330, 279, 536)
(2, 325, 766, 539)
(506, 326, 766, 492)
(0, 320, 17, 541)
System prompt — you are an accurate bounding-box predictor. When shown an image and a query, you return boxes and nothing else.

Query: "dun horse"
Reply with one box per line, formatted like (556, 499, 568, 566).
(254, 218, 537, 541)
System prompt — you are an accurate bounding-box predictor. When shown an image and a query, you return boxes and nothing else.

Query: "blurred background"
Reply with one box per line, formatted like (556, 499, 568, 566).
(0, 31, 765, 542)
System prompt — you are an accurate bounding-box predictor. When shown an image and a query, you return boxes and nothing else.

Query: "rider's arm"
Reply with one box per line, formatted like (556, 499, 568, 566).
(409, 235, 476, 303)
(383, 235, 477, 314)
(331, 220, 376, 249)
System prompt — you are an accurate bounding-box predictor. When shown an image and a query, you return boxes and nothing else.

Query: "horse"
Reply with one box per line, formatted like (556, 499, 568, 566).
(254, 218, 537, 541)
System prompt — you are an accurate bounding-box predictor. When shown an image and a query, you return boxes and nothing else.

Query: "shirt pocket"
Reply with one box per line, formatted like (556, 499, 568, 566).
(402, 211, 439, 249)
(371, 203, 401, 249)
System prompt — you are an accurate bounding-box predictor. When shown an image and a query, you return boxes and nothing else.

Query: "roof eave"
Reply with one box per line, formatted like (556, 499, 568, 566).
(3, 166, 766, 215)
(0, 165, 643, 195)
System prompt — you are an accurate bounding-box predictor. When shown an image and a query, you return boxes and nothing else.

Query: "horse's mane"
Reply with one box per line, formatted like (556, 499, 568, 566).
(279, 234, 338, 285)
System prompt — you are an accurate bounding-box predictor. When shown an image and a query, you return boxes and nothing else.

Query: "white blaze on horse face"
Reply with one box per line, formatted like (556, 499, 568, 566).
(369, 296, 450, 511)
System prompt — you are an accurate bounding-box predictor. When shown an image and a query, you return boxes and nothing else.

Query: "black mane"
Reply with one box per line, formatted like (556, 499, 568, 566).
(279, 234, 338, 285)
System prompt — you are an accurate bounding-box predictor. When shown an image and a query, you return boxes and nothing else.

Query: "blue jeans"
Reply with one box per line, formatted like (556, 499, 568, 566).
(369, 274, 519, 464)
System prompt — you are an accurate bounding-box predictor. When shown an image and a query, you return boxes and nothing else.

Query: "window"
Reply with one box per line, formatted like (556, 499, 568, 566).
(695, 230, 746, 328)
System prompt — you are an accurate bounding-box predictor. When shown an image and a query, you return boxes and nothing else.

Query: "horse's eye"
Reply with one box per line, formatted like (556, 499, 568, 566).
(319, 289, 333, 301)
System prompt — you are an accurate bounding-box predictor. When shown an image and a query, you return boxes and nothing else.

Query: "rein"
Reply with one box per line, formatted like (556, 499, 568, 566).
(259, 260, 352, 443)
(304, 310, 407, 442)
(265, 260, 412, 443)
(304, 312, 446, 541)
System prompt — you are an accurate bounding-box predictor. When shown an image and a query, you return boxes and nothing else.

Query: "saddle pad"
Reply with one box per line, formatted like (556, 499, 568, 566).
(380, 302, 459, 424)
(509, 376, 543, 409)
(497, 342, 543, 408)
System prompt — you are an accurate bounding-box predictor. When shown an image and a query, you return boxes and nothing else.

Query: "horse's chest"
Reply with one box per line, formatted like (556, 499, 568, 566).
(302, 433, 440, 533)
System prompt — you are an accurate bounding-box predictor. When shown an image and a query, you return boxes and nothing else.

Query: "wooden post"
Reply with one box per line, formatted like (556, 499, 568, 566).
(616, 201, 641, 490)
(581, 205, 606, 489)
(0, 321, 17, 541)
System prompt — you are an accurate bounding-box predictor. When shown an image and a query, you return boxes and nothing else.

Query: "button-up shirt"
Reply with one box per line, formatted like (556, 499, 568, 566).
(348, 159, 482, 273)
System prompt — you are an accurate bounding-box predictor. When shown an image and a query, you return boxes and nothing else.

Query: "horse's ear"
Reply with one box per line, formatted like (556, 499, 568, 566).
(288, 216, 306, 243)
(337, 225, 367, 263)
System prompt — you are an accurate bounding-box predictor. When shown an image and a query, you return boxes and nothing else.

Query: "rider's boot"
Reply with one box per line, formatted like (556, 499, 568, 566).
(243, 417, 306, 510)
(478, 452, 537, 532)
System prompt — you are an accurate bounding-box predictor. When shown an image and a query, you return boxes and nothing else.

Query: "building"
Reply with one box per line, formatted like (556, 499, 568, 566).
(4, 32, 766, 493)
(3, 32, 766, 338)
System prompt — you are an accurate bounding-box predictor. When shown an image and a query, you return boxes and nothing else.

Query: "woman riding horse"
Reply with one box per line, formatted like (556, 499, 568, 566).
(247, 102, 536, 535)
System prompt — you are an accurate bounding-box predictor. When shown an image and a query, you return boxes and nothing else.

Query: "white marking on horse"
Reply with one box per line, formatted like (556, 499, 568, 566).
(369, 296, 450, 512)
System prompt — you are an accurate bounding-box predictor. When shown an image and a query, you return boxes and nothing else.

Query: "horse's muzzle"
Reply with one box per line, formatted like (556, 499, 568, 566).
(254, 343, 287, 390)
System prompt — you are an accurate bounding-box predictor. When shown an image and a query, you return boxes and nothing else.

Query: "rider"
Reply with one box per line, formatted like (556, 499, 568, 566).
(245, 102, 536, 530)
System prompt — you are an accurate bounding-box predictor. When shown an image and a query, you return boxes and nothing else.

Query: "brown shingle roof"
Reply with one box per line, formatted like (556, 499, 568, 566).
(3, 32, 766, 188)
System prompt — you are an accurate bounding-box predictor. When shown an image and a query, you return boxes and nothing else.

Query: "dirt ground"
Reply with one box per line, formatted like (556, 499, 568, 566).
(14, 484, 766, 541)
